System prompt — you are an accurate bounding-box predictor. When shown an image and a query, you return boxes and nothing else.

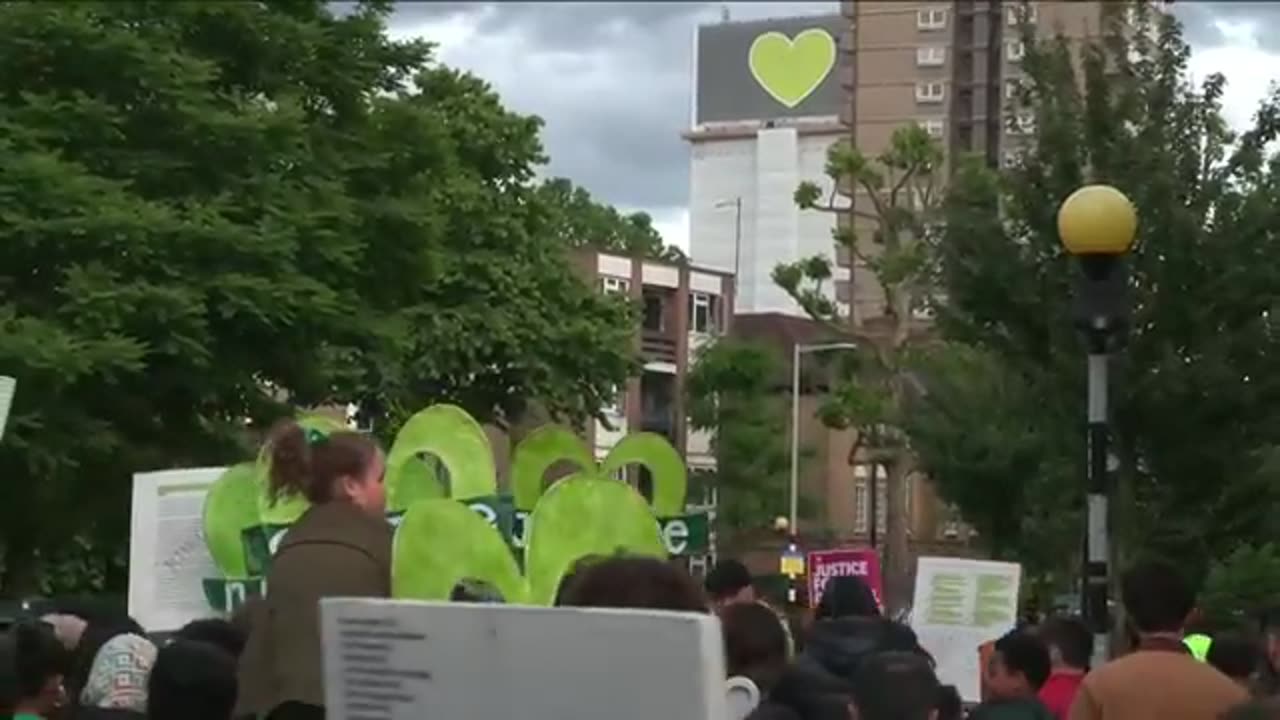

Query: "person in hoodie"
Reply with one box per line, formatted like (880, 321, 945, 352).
(801, 576, 930, 682)
(815, 576, 880, 621)
(971, 629, 1054, 720)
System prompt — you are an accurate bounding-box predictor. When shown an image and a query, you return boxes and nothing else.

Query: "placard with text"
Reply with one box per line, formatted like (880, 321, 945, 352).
(807, 548, 883, 609)
(320, 598, 726, 720)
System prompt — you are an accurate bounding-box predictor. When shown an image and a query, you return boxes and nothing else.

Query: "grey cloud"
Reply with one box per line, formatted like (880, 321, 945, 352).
(1173, 1, 1280, 51)
(387, 1, 836, 219)
(397, 2, 710, 51)
(380, 0, 1270, 239)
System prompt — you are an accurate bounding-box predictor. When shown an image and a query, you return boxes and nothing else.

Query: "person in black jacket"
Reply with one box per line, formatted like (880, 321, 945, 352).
(800, 611, 933, 686)
(753, 663, 855, 720)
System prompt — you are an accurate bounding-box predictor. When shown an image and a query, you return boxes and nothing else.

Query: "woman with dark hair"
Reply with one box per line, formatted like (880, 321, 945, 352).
(555, 556, 707, 612)
(61, 614, 145, 718)
(236, 420, 391, 720)
(723, 602, 791, 719)
(75, 633, 156, 720)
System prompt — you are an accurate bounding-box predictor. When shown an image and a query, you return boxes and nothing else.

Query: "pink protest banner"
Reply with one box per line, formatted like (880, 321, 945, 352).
(807, 548, 883, 609)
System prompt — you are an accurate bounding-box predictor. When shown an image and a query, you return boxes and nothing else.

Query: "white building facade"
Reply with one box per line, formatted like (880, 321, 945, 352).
(685, 14, 850, 318)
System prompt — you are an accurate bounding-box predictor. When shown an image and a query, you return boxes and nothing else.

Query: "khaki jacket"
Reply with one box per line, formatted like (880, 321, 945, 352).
(1068, 639, 1248, 720)
(235, 502, 394, 715)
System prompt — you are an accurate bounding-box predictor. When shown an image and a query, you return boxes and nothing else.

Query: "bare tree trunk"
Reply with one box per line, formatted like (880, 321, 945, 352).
(884, 454, 912, 614)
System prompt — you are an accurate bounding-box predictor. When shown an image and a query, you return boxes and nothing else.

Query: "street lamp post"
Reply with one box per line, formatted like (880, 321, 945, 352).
(790, 342, 860, 531)
(1057, 184, 1138, 669)
(714, 197, 743, 292)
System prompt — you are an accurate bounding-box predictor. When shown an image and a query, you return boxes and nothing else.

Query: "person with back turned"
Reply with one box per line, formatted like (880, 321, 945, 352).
(1069, 560, 1247, 720)
(235, 421, 392, 720)
(1037, 616, 1092, 719)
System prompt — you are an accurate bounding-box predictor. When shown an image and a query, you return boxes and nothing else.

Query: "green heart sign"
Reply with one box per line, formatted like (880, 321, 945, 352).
(748, 28, 836, 109)
(200, 404, 709, 612)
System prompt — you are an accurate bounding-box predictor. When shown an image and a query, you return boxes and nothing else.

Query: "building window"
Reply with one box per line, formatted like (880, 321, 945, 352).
(1012, 111, 1036, 134)
(916, 7, 947, 30)
(1007, 3, 1038, 26)
(642, 293, 665, 332)
(916, 82, 946, 104)
(1004, 78, 1022, 102)
(916, 46, 946, 67)
(835, 279, 852, 304)
(1006, 40, 1026, 62)
(853, 463, 888, 535)
(601, 276, 630, 295)
(915, 81, 946, 103)
(922, 118, 945, 138)
(688, 292, 720, 334)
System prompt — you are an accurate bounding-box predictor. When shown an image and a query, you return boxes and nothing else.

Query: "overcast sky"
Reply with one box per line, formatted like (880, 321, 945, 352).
(386, 1, 1280, 251)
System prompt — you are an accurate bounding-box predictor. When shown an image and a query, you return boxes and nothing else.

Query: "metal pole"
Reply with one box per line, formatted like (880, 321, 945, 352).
(733, 197, 742, 287)
(868, 461, 879, 549)
(790, 343, 802, 532)
(1085, 350, 1109, 669)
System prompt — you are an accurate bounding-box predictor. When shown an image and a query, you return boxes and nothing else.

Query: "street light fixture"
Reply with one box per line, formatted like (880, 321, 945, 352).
(1057, 183, 1138, 669)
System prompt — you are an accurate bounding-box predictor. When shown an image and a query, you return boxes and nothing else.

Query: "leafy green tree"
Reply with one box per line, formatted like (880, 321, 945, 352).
(903, 343, 1079, 583)
(776, 123, 945, 608)
(1200, 544, 1280, 631)
(0, 1, 638, 592)
(535, 178, 686, 262)
(934, 2, 1280, 582)
(686, 340, 792, 543)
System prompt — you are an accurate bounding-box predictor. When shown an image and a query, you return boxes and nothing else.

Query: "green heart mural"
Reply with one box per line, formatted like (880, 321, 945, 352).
(748, 28, 836, 109)
(200, 404, 707, 612)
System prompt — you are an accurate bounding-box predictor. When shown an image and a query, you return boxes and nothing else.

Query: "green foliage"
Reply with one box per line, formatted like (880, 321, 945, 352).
(902, 344, 1078, 574)
(934, 2, 1280, 579)
(781, 122, 945, 333)
(533, 178, 685, 262)
(782, 119, 948, 608)
(686, 340, 792, 538)
(0, 1, 640, 592)
(1201, 544, 1280, 631)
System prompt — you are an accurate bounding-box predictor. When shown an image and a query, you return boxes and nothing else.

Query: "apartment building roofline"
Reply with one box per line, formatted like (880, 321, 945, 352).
(682, 116, 846, 142)
(578, 248, 734, 283)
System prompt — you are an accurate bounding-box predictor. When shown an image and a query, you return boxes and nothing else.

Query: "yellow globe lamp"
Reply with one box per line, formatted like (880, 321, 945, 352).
(1057, 185, 1138, 256)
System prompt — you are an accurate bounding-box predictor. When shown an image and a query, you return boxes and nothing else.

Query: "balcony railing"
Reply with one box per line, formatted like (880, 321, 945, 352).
(641, 331, 678, 364)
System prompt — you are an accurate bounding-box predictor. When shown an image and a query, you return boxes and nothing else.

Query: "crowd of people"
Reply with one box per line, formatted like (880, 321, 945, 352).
(705, 555, 1280, 720)
(3, 420, 1280, 720)
(0, 610, 243, 720)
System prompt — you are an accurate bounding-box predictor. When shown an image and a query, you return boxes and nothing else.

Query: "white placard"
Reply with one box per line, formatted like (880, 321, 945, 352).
(910, 556, 1021, 703)
(0, 375, 15, 439)
(128, 467, 226, 631)
(321, 598, 727, 720)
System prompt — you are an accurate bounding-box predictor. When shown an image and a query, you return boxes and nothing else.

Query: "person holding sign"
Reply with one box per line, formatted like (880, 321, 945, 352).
(236, 421, 391, 720)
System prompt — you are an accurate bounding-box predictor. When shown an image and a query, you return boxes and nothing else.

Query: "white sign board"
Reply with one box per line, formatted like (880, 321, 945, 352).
(0, 375, 14, 439)
(910, 557, 1021, 703)
(321, 598, 727, 720)
(128, 467, 226, 632)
